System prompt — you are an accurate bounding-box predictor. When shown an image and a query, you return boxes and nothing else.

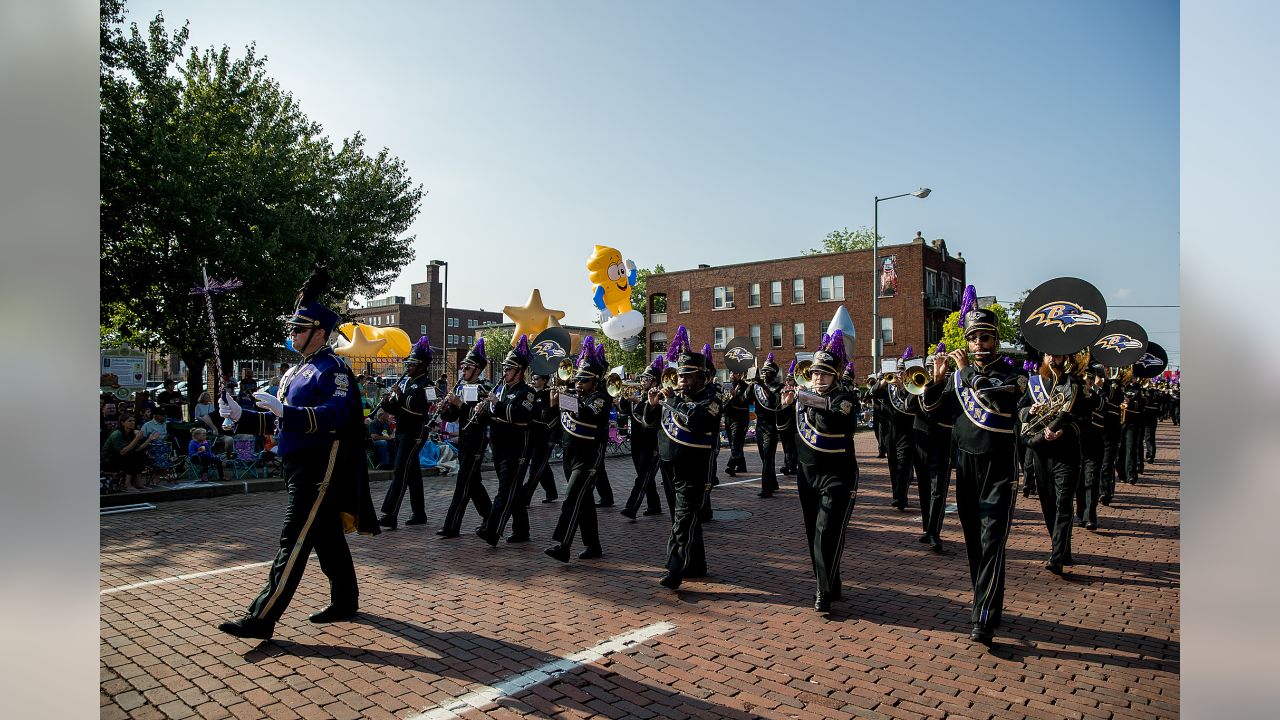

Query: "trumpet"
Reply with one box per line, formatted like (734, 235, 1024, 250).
(902, 365, 931, 396)
(793, 359, 814, 390)
(605, 372, 647, 400)
(881, 372, 896, 384)
(660, 367, 679, 391)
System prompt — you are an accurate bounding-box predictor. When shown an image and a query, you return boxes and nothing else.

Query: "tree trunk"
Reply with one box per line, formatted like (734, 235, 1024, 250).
(181, 351, 209, 420)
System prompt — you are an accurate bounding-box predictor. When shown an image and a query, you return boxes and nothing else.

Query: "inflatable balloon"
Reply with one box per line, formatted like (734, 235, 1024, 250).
(503, 289, 566, 347)
(334, 323, 413, 374)
(587, 245, 644, 351)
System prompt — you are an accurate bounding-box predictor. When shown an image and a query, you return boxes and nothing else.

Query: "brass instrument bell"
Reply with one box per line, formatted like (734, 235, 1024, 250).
(660, 367, 679, 390)
(881, 372, 897, 384)
(902, 365, 931, 396)
(793, 359, 815, 390)
(555, 358, 575, 384)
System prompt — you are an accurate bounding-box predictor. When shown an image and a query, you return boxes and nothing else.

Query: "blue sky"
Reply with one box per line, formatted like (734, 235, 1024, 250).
(124, 0, 1179, 366)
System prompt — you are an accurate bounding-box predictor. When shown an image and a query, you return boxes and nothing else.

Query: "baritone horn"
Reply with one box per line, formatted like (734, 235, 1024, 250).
(902, 365, 931, 396)
(554, 358, 575, 385)
(793, 359, 815, 390)
(605, 372, 645, 399)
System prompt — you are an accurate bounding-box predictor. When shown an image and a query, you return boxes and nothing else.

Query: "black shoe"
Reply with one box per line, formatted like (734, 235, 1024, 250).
(404, 515, 428, 526)
(578, 547, 603, 560)
(813, 592, 830, 612)
(643, 508, 663, 516)
(659, 572, 682, 590)
(684, 568, 707, 579)
(544, 544, 570, 563)
(218, 616, 275, 640)
(596, 500, 614, 508)
(436, 529, 459, 538)
(897, 503, 908, 512)
(757, 492, 773, 498)
(930, 536, 944, 553)
(1084, 522, 1097, 531)
(1099, 497, 1111, 506)
(542, 496, 558, 503)
(308, 605, 358, 623)
(1044, 561, 1063, 575)
(918, 532, 932, 544)
(877, 452, 886, 458)
(725, 468, 736, 477)
(619, 508, 638, 520)
(830, 586, 842, 601)
(378, 515, 397, 530)
(477, 529, 499, 547)
(969, 623, 993, 645)
(1061, 556, 1075, 566)
(506, 534, 529, 543)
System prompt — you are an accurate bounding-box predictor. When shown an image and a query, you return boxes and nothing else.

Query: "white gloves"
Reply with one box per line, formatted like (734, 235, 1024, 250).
(254, 391, 284, 417)
(219, 391, 243, 421)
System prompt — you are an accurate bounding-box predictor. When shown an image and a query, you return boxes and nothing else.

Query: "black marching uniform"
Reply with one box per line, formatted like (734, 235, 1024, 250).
(437, 367, 494, 537)
(752, 369, 785, 498)
(1142, 386, 1160, 463)
(914, 383, 955, 549)
(791, 372, 860, 610)
(699, 375, 724, 523)
(621, 391, 664, 518)
(924, 311, 1025, 644)
(722, 377, 751, 475)
(478, 375, 535, 546)
(1076, 377, 1106, 530)
(872, 377, 917, 509)
(657, 351, 722, 588)
(1020, 369, 1085, 572)
(217, 288, 378, 640)
(520, 380, 559, 507)
(777, 383, 799, 476)
(1118, 382, 1144, 485)
(546, 366, 612, 561)
(378, 370, 433, 528)
(1098, 378, 1124, 505)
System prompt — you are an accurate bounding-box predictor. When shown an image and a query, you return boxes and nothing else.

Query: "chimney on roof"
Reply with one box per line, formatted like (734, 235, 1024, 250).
(697, 264, 711, 269)
(912, 231, 925, 244)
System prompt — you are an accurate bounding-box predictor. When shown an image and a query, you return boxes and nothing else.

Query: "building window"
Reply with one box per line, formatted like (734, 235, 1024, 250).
(771, 323, 783, 348)
(679, 290, 690, 313)
(880, 317, 894, 346)
(713, 326, 734, 350)
(416, 292, 421, 300)
(819, 275, 845, 301)
(650, 331, 667, 354)
(387, 314, 395, 325)
(448, 317, 459, 328)
(952, 278, 962, 301)
(770, 280, 782, 305)
(713, 286, 735, 309)
(448, 334, 456, 345)
(940, 272, 949, 299)
(792, 322, 805, 347)
(420, 324, 428, 335)
(792, 278, 804, 303)
(467, 319, 477, 328)
(750, 324, 761, 349)
(926, 269, 937, 295)
(748, 283, 761, 307)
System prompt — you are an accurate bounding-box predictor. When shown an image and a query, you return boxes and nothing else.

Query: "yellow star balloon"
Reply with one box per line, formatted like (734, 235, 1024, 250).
(334, 323, 388, 357)
(503, 289, 566, 347)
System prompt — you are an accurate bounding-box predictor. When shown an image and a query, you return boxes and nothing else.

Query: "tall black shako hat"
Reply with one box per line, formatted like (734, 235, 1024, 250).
(811, 330, 849, 375)
(286, 266, 340, 334)
(461, 337, 488, 371)
(502, 334, 531, 370)
(404, 334, 433, 366)
(701, 343, 715, 376)
(572, 336, 607, 381)
(666, 325, 705, 376)
(760, 352, 779, 381)
(640, 355, 666, 381)
(955, 284, 999, 337)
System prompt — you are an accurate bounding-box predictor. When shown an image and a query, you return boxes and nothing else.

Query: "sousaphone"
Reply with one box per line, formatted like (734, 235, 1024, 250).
(722, 337, 756, 374)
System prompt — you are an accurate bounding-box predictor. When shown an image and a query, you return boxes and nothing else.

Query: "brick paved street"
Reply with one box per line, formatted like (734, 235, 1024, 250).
(101, 423, 1179, 719)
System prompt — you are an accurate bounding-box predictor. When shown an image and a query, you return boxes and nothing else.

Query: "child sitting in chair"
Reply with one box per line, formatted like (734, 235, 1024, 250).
(188, 427, 225, 481)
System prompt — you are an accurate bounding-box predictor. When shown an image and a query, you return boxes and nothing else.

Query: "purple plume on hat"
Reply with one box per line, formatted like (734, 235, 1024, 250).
(413, 335, 430, 353)
(701, 342, 712, 357)
(516, 333, 530, 357)
(902, 346, 914, 360)
(1002, 356, 1015, 367)
(935, 341, 946, 354)
(767, 352, 775, 364)
(473, 337, 486, 357)
(957, 284, 977, 328)
(595, 342, 607, 365)
(820, 332, 831, 349)
(578, 335, 596, 364)
(826, 330, 848, 368)
(787, 358, 797, 375)
(666, 325, 690, 362)
(1023, 359, 1038, 372)
(845, 361, 856, 375)
(650, 356, 666, 373)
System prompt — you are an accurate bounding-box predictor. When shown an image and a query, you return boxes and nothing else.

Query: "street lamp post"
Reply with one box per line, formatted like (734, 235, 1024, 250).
(431, 259, 448, 379)
(871, 188, 930, 374)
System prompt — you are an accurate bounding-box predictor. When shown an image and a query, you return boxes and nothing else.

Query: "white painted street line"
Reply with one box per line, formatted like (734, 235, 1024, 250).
(100, 503, 157, 515)
(717, 477, 760, 487)
(409, 621, 677, 720)
(101, 561, 273, 596)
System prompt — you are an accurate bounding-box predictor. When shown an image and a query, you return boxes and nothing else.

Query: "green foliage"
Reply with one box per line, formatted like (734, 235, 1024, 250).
(100, 2, 423, 405)
(479, 326, 514, 356)
(804, 227, 880, 255)
(942, 303, 1018, 352)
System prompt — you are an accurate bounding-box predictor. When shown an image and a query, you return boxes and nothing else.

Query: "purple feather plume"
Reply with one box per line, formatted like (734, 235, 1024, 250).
(766, 351, 775, 364)
(579, 335, 596, 361)
(473, 337, 486, 359)
(1023, 360, 1037, 372)
(787, 358, 797, 375)
(957, 284, 977, 328)
(190, 277, 243, 296)
(827, 330, 847, 367)
(902, 346, 914, 360)
(595, 342, 607, 365)
(1002, 356, 1014, 367)
(650, 356, 666, 372)
(413, 335, 431, 353)
(666, 325, 690, 362)
(845, 361, 856, 375)
(515, 334, 529, 360)
(935, 341, 946, 354)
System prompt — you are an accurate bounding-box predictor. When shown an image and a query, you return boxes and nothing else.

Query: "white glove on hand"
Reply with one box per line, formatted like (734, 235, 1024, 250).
(253, 391, 284, 418)
(219, 391, 243, 421)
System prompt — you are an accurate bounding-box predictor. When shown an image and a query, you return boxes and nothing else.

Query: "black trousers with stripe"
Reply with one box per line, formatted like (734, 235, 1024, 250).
(953, 445, 1017, 631)
(912, 426, 953, 538)
(1030, 445, 1079, 566)
(755, 421, 779, 493)
(797, 462, 857, 596)
(380, 433, 425, 520)
(440, 439, 493, 535)
(486, 431, 530, 539)
(522, 433, 558, 505)
(723, 411, 749, 473)
(624, 430, 662, 514)
(885, 422, 915, 507)
(248, 445, 357, 623)
(551, 441, 604, 552)
(663, 453, 710, 579)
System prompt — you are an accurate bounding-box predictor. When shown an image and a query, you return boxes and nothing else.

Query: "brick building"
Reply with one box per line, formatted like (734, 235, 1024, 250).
(644, 234, 966, 378)
(348, 262, 502, 377)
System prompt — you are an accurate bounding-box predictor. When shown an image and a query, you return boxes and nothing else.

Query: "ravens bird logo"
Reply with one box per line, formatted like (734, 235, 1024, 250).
(1135, 352, 1162, 368)
(726, 347, 753, 362)
(1094, 333, 1144, 351)
(532, 340, 566, 360)
(1026, 301, 1102, 333)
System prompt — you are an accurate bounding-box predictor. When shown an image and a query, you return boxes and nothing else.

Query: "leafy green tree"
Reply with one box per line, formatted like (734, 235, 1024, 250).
(942, 303, 1018, 352)
(803, 227, 881, 255)
(599, 264, 664, 375)
(100, 2, 423, 410)
(479, 326, 514, 361)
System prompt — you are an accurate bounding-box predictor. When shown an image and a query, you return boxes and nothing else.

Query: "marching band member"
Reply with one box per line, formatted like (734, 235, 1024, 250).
(1142, 382, 1160, 465)
(752, 353, 784, 498)
(1098, 370, 1124, 505)
(1118, 375, 1145, 486)
(620, 357, 665, 519)
(216, 268, 378, 639)
(545, 338, 612, 562)
(871, 349, 918, 511)
(780, 331, 860, 612)
(1019, 351, 1086, 575)
(722, 367, 751, 476)
(924, 306, 1026, 645)
(520, 371, 560, 507)
(916, 344, 955, 552)
(778, 359, 799, 475)
(700, 343, 721, 523)
(377, 336, 435, 530)
(476, 336, 535, 546)
(436, 338, 494, 538)
(1076, 364, 1107, 531)
(656, 327, 722, 589)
